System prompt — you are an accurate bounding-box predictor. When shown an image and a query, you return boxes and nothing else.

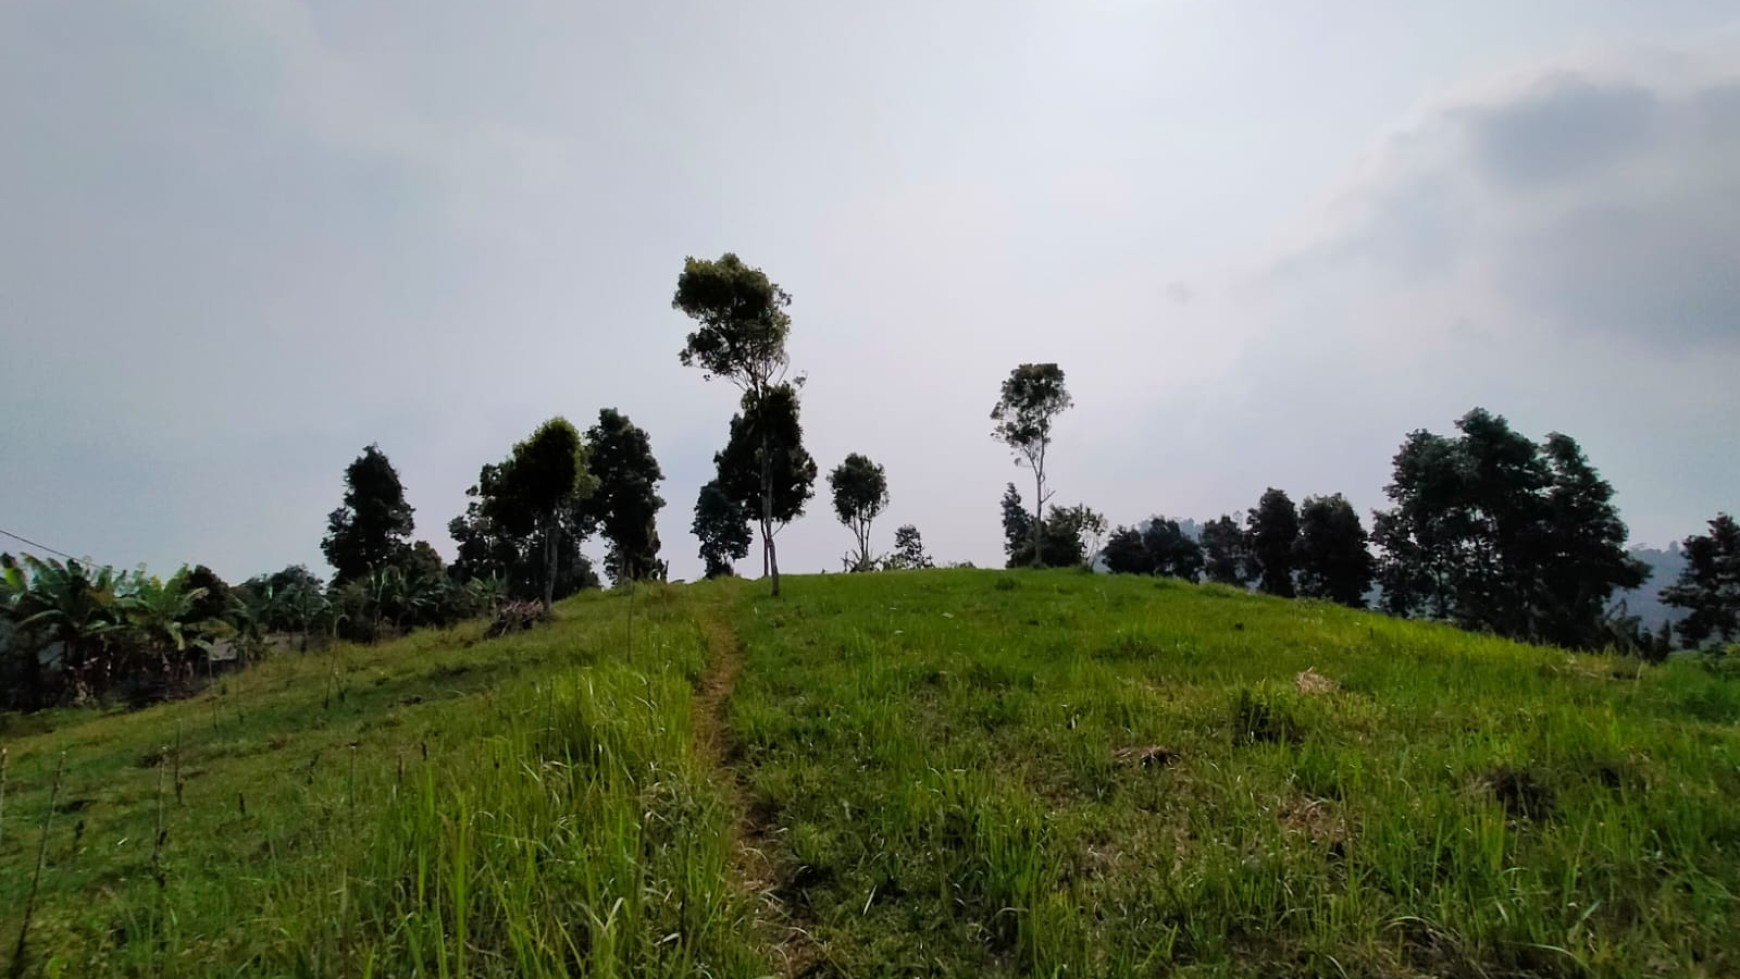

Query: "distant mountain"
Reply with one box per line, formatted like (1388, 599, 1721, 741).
(1612, 544, 1687, 630)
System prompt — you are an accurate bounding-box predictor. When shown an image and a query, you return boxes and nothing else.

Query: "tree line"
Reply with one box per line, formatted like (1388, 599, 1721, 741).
(4, 253, 1736, 712)
(988, 364, 1734, 657)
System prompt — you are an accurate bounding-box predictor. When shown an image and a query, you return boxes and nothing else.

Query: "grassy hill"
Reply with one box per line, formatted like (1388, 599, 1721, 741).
(2, 570, 1737, 977)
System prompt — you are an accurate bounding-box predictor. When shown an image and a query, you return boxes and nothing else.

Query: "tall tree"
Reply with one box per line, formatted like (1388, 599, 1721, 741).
(584, 408, 666, 584)
(1100, 527, 1154, 575)
(1200, 515, 1252, 587)
(693, 479, 753, 579)
(321, 444, 415, 585)
(990, 364, 1073, 568)
(713, 384, 817, 575)
(498, 418, 598, 611)
(890, 525, 932, 570)
(828, 453, 890, 572)
(1001, 483, 1031, 564)
(1009, 503, 1101, 568)
(1373, 408, 1647, 648)
(1371, 429, 1469, 618)
(1531, 434, 1647, 647)
(1663, 514, 1740, 647)
(1103, 518, 1203, 579)
(1294, 494, 1375, 607)
(1248, 488, 1300, 597)
(1143, 518, 1205, 581)
(674, 253, 797, 595)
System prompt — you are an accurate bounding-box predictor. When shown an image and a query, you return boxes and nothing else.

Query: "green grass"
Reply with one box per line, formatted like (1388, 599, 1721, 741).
(3, 569, 1738, 977)
(0, 582, 760, 977)
(728, 570, 1740, 978)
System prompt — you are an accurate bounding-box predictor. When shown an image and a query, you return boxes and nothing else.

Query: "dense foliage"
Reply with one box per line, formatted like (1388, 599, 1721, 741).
(1372, 409, 1647, 648)
(583, 408, 667, 584)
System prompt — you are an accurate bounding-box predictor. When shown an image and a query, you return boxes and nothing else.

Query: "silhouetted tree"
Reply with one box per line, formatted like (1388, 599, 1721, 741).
(1248, 488, 1300, 597)
(1374, 408, 1648, 648)
(1531, 434, 1647, 647)
(1294, 494, 1374, 607)
(1009, 503, 1101, 568)
(828, 453, 889, 572)
(714, 384, 817, 576)
(674, 253, 797, 595)
(1663, 513, 1740, 647)
(1001, 483, 1031, 563)
(890, 525, 932, 570)
(322, 444, 414, 585)
(1101, 527, 1154, 575)
(1200, 515, 1251, 586)
(991, 364, 1073, 567)
(584, 408, 666, 584)
(184, 565, 233, 625)
(693, 479, 753, 579)
(1144, 518, 1204, 581)
(496, 418, 597, 611)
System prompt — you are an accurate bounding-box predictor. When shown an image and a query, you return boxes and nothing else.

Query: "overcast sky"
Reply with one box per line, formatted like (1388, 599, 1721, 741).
(3, 1, 1737, 583)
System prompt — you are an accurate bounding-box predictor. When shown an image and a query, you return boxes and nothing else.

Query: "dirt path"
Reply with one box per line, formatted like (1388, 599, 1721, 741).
(693, 606, 824, 979)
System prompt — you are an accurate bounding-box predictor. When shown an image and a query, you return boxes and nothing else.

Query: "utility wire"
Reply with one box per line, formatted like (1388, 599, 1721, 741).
(0, 527, 82, 562)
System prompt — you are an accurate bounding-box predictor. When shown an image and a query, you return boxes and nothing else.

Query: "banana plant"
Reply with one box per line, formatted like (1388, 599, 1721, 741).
(10, 555, 127, 703)
(120, 567, 216, 683)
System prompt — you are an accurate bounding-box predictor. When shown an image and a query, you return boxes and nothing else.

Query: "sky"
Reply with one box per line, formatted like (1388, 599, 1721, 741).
(2, 1, 1737, 584)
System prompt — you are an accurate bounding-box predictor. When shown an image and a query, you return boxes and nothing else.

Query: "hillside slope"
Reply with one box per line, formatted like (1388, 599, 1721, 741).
(3, 570, 1737, 977)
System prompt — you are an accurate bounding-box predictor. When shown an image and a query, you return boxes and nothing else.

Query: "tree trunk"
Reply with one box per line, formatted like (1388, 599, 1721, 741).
(761, 427, 780, 597)
(1032, 467, 1045, 568)
(542, 510, 558, 611)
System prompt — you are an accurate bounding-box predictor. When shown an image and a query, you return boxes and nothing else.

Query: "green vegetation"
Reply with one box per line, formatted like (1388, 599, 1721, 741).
(1, 583, 757, 977)
(6, 569, 1739, 976)
(726, 571, 1740, 976)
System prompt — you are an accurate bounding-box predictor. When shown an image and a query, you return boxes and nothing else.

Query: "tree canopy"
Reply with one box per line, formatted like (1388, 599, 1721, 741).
(890, 525, 932, 570)
(1372, 409, 1646, 648)
(321, 444, 415, 585)
(829, 453, 890, 572)
(584, 408, 666, 584)
(1294, 494, 1375, 607)
(675, 253, 801, 595)
(1662, 513, 1740, 647)
(991, 363, 1073, 568)
(1248, 488, 1300, 598)
(496, 418, 598, 609)
(1200, 515, 1252, 587)
(693, 479, 753, 579)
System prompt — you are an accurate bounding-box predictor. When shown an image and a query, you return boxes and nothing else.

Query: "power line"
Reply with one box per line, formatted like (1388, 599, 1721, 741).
(0, 527, 82, 562)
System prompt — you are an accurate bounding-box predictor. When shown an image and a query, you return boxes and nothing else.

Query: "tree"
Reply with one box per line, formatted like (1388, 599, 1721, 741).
(449, 458, 600, 604)
(828, 454, 889, 572)
(1663, 514, 1740, 647)
(1294, 495, 1375, 607)
(1530, 434, 1647, 647)
(498, 418, 598, 611)
(890, 525, 932, 570)
(1009, 503, 1101, 568)
(1100, 527, 1154, 575)
(712, 384, 817, 575)
(321, 444, 415, 585)
(990, 364, 1073, 568)
(693, 479, 753, 579)
(1200, 515, 1251, 587)
(1373, 409, 1648, 648)
(1143, 518, 1204, 581)
(674, 253, 797, 596)
(584, 408, 666, 584)
(1001, 483, 1031, 564)
(1248, 488, 1300, 597)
